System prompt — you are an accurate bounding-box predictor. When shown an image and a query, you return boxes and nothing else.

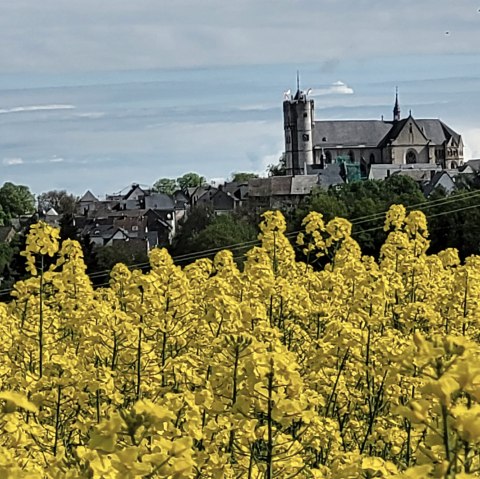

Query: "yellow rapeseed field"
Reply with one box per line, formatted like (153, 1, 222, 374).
(1, 206, 479, 478)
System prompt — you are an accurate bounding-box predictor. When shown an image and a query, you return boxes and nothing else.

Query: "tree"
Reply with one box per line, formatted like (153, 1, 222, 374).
(177, 172, 206, 190)
(37, 190, 77, 215)
(192, 214, 257, 254)
(94, 242, 148, 273)
(0, 182, 35, 222)
(152, 178, 178, 196)
(170, 205, 215, 256)
(230, 172, 259, 183)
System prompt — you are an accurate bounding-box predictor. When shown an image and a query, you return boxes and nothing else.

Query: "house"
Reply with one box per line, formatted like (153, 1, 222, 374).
(368, 164, 442, 181)
(86, 225, 131, 247)
(248, 175, 319, 209)
(196, 187, 238, 215)
(423, 171, 457, 197)
(76, 184, 178, 251)
(77, 190, 100, 215)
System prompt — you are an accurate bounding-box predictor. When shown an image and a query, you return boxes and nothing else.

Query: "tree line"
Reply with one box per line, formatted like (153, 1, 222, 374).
(1, 171, 480, 296)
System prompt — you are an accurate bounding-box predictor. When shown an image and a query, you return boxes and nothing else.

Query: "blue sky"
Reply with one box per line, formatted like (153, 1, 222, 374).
(1, 0, 480, 196)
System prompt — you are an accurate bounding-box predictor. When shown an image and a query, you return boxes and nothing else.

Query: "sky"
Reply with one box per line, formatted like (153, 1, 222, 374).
(0, 0, 480, 197)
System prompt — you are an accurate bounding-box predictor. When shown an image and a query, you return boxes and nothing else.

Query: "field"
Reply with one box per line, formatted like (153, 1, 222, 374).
(1, 207, 480, 478)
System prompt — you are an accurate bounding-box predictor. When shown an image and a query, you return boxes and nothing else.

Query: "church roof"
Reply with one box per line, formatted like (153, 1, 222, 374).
(313, 118, 461, 148)
(313, 120, 392, 147)
(416, 119, 461, 145)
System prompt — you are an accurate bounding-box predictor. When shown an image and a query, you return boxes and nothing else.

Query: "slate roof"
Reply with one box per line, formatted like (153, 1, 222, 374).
(249, 176, 319, 197)
(423, 171, 456, 197)
(316, 164, 345, 189)
(313, 118, 462, 148)
(416, 119, 461, 145)
(368, 164, 441, 181)
(143, 193, 175, 210)
(464, 159, 480, 172)
(313, 120, 392, 147)
(83, 224, 130, 242)
(79, 190, 99, 203)
(291, 175, 319, 195)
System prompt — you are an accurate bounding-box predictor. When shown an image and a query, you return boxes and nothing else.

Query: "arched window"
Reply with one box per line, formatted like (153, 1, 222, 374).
(325, 151, 332, 164)
(406, 150, 417, 164)
(369, 153, 375, 164)
(348, 150, 355, 162)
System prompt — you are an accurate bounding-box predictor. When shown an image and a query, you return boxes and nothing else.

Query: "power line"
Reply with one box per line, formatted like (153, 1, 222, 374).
(2, 190, 480, 298)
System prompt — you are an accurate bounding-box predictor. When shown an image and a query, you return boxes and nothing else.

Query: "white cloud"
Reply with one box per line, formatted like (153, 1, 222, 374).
(0, 1, 479, 73)
(75, 112, 105, 119)
(0, 105, 75, 114)
(463, 128, 480, 159)
(312, 81, 354, 96)
(2, 157, 24, 165)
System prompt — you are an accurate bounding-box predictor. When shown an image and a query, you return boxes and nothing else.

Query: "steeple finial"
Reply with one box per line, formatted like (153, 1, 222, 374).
(393, 86, 401, 121)
(296, 70, 300, 92)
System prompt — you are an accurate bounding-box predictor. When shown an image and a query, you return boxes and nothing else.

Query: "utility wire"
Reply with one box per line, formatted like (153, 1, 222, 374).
(2, 190, 480, 297)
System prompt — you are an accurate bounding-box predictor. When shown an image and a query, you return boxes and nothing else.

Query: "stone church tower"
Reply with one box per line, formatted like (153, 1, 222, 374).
(283, 78, 314, 175)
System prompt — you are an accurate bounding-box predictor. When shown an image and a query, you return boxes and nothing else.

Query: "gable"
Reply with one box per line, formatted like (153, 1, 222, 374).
(390, 118, 429, 145)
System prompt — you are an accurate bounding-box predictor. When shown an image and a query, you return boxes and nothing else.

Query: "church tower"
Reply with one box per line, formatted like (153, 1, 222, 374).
(283, 74, 314, 175)
(393, 87, 401, 122)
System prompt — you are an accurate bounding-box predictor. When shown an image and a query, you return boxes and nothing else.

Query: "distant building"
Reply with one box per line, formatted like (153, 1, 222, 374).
(76, 184, 179, 251)
(283, 87, 464, 176)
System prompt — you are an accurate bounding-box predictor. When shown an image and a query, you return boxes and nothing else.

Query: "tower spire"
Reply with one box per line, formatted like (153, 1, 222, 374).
(296, 70, 300, 92)
(393, 86, 401, 121)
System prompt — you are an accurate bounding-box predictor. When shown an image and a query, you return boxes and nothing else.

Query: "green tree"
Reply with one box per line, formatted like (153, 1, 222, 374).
(37, 190, 77, 215)
(230, 172, 259, 183)
(295, 176, 426, 257)
(170, 205, 215, 257)
(95, 242, 148, 273)
(152, 178, 178, 195)
(177, 172, 206, 190)
(0, 182, 35, 222)
(193, 214, 257, 255)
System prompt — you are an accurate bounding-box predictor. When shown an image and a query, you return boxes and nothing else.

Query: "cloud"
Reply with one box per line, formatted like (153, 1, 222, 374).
(312, 81, 354, 96)
(463, 128, 480, 159)
(0, 1, 479, 73)
(2, 157, 24, 165)
(74, 112, 105, 119)
(0, 105, 75, 114)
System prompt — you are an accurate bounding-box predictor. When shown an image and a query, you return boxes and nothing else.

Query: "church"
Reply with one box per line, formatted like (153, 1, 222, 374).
(283, 87, 464, 176)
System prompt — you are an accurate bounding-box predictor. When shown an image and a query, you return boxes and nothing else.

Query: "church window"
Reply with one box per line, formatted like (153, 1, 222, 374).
(325, 151, 332, 164)
(369, 153, 375, 164)
(303, 112, 308, 118)
(348, 150, 355, 162)
(302, 133, 309, 141)
(406, 150, 417, 164)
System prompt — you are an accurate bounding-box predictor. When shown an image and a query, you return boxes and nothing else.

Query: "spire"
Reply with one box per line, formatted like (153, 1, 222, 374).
(293, 70, 303, 100)
(393, 86, 400, 122)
